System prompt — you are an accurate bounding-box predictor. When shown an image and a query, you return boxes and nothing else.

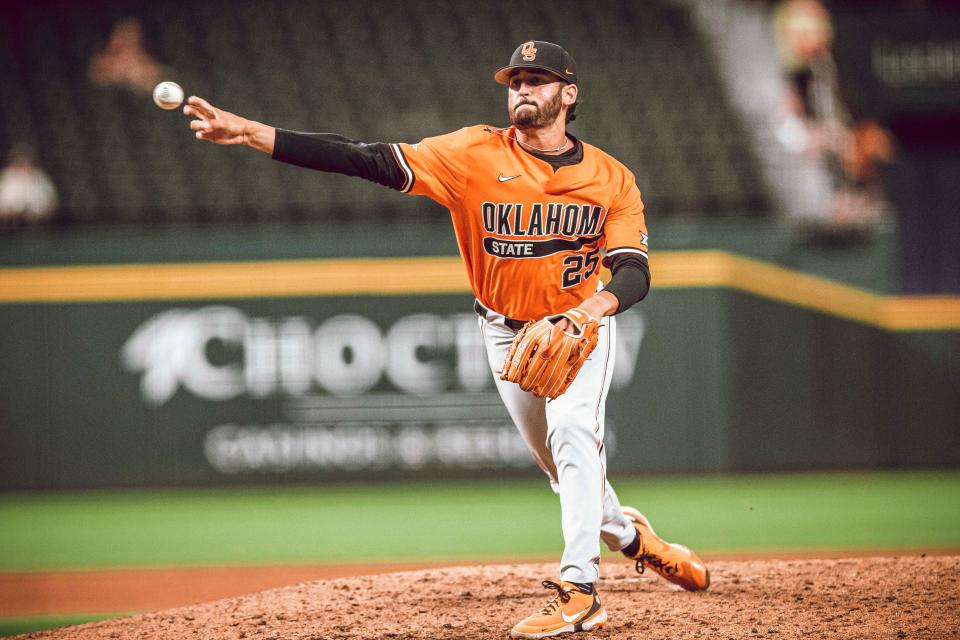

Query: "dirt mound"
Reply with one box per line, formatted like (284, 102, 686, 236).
(18, 556, 959, 639)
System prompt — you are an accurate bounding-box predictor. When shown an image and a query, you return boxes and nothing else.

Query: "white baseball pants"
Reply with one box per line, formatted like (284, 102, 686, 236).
(479, 310, 637, 584)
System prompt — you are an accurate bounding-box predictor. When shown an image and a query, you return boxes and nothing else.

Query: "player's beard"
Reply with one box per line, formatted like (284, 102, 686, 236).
(510, 91, 563, 129)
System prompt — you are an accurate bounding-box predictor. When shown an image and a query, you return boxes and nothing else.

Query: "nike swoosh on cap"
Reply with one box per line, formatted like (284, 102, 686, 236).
(498, 174, 521, 182)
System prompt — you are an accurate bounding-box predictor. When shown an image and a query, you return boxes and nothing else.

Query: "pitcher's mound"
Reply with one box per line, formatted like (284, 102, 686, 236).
(20, 556, 960, 639)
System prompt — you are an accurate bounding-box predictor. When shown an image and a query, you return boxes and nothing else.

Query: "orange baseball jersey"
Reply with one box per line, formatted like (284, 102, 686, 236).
(391, 125, 649, 321)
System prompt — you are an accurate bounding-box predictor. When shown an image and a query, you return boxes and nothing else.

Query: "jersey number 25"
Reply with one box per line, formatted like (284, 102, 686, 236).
(562, 249, 600, 288)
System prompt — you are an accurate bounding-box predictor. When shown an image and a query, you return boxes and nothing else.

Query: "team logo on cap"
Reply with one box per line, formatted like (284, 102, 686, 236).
(521, 41, 537, 61)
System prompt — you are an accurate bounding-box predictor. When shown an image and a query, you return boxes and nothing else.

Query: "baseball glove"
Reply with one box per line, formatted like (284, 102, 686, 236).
(500, 307, 599, 399)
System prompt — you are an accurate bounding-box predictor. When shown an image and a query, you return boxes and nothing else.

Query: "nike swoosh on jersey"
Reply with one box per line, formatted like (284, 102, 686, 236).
(561, 609, 589, 623)
(498, 173, 521, 182)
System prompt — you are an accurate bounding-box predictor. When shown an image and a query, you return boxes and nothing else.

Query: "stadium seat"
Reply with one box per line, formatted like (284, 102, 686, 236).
(0, 0, 770, 228)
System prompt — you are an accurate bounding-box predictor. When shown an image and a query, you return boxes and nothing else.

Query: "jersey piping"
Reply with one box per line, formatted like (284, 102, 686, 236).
(605, 247, 649, 260)
(389, 143, 415, 193)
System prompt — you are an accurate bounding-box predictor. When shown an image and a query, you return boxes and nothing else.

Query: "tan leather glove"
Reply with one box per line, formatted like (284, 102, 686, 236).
(500, 307, 600, 399)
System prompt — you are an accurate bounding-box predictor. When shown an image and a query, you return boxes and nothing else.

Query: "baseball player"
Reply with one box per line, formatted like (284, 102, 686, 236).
(184, 40, 709, 638)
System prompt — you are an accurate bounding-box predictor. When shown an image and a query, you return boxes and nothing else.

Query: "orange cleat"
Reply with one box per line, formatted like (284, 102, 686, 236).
(622, 506, 710, 591)
(510, 580, 607, 639)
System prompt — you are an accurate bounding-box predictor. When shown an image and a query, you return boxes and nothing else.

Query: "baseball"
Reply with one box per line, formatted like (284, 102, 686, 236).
(152, 81, 184, 110)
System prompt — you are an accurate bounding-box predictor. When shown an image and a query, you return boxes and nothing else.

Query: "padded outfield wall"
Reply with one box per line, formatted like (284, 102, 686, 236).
(0, 224, 957, 489)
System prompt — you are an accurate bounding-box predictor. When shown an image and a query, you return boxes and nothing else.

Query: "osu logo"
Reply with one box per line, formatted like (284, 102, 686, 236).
(521, 41, 537, 61)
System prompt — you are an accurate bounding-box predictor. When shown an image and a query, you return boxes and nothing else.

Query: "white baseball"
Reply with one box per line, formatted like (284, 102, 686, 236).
(152, 81, 184, 110)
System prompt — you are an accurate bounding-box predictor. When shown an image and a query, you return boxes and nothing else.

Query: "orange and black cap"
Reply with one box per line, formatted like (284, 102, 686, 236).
(494, 40, 578, 85)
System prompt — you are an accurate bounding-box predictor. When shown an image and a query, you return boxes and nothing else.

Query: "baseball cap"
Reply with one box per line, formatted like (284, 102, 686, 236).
(494, 40, 578, 85)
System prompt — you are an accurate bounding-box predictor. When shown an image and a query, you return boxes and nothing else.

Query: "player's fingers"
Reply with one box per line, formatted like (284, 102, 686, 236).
(185, 98, 208, 119)
(186, 96, 218, 120)
(194, 127, 223, 141)
(182, 105, 209, 122)
(189, 119, 211, 132)
(195, 127, 242, 145)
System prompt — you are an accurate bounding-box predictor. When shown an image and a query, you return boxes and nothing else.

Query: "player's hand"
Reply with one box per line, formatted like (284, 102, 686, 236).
(553, 292, 617, 331)
(183, 96, 247, 145)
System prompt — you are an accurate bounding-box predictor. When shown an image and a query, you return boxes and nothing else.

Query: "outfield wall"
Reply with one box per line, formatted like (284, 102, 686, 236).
(1, 229, 957, 489)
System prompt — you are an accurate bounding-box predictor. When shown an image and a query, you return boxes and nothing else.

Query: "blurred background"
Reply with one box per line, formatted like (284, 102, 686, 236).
(0, 0, 958, 636)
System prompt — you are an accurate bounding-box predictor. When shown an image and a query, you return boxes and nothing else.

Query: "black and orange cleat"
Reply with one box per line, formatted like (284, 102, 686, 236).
(622, 506, 710, 591)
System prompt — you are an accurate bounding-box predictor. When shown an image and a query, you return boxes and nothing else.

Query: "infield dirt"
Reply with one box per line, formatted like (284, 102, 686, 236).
(15, 555, 960, 640)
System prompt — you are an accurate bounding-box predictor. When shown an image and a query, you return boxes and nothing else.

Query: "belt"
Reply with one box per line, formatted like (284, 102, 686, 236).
(473, 299, 529, 332)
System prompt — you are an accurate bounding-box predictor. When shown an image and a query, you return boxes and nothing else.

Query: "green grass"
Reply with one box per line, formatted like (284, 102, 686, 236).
(0, 614, 118, 638)
(2, 471, 958, 637)
(1, 470, 958, 571)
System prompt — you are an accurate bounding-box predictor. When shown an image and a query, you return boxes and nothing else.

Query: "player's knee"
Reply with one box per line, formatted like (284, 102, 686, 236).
(546, 420, 597, 457)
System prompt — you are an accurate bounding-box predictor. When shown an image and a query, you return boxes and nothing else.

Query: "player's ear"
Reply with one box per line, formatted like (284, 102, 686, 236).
(562, 83, 578, 107)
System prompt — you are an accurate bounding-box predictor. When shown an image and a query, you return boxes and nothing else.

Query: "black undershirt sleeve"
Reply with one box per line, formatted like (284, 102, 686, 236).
(271, 128, 406, 190)
(603, 253, 651, 314)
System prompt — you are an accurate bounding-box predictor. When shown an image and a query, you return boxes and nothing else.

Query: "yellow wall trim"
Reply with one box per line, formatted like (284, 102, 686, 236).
(652, 251, 960, 331)
(0, 252, 958, 331)
(0, 257, 469, 302)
